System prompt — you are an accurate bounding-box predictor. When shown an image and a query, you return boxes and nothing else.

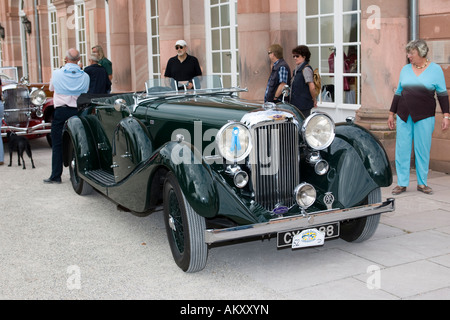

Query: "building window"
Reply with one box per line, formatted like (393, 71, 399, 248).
(146, 0, 160, 79)
(299, 0, 361, 121)
(74, 0, 87, 67)
(48, 1, 59, 70)
(205, 0, 239, 88)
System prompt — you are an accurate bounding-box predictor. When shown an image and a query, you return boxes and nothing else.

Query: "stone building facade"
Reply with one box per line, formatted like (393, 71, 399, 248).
(0, 0, 449, 172)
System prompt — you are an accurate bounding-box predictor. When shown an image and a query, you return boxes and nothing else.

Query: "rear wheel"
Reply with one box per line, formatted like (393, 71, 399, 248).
(163, 172, 208, 272)
(340, 188, 381, 243)
(68, 141, 93, 195)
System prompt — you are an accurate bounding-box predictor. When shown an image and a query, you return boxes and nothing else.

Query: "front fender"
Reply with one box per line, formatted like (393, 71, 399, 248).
(158, 141, 219, 218)
(335, 122, 393, 187)
(305, 122, 393, 209)
(63, 116, 99, 172)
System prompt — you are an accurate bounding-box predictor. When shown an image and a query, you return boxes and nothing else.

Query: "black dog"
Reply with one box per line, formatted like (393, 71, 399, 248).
(6, 132, 36, 170)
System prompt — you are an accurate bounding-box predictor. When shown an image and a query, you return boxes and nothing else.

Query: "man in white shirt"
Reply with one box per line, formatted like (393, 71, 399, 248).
(44, 48, 89, 184)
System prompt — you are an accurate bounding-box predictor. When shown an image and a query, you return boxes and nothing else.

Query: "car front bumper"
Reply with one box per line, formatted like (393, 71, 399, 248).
(1, 122, 51, 137)
(204, 198, 395, 244)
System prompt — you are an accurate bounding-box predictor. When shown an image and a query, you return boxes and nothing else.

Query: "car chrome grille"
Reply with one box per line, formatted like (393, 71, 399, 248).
(250, 121, 300, 211)
(3, 88, 31, 124)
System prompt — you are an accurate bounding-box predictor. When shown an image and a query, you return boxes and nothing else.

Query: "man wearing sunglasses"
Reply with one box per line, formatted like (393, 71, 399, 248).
(264, 44, 291, 103)
(164, 40, 202, 90)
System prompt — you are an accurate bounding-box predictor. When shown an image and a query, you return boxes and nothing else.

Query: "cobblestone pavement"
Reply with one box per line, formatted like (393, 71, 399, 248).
(1, 137, 449, 300)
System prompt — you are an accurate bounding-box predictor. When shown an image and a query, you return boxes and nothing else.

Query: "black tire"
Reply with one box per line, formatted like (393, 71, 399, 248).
(68, 141, 93, 195)
(163, 172, 208, 273)
(340, 188, 381, 243)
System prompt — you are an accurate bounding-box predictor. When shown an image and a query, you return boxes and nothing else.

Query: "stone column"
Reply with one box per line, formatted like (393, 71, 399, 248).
(108, 0, 132, 92)
(356, 0, 409, 162)
(237, 0, 297, 101)
(159, 0, 184, 76)
(0, 2, 23, 70)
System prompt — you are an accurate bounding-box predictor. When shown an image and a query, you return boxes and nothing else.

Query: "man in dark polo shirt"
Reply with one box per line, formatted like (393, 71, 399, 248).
(164, 40, 202, 90)
(84, 54, 111, 94)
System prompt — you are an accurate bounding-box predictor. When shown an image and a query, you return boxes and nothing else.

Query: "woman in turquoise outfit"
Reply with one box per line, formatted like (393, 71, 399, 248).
(0, 77, 4, 165)
(388, 39, 450, 195)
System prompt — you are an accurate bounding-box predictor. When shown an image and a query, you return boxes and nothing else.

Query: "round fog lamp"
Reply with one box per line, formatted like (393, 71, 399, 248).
(294, 183, 317, 209)
(234, 171, 249, 188)
(314, 160, 329, 176)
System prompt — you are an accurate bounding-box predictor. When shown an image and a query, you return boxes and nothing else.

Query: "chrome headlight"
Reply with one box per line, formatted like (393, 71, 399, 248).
(301, 113, 335, 150)
(294, 183, 317, 209)
(216, 122, 252, 163)
(30, 89, 47, 106)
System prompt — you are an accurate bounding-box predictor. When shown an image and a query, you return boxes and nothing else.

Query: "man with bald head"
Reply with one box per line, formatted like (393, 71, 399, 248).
(44, 48, 90, 184)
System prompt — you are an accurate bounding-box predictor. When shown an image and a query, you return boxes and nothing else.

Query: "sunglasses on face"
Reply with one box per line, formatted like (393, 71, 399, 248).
(293, 55, 300, 58)
(176, 45, 185, 50)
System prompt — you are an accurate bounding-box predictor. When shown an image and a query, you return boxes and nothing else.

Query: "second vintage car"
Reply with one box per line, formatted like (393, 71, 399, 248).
(1, 67, 54, 145)
(63, 76, 394, 272)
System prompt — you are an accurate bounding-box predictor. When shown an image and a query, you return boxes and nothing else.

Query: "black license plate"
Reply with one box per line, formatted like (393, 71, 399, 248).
(277, 222, 340, 248)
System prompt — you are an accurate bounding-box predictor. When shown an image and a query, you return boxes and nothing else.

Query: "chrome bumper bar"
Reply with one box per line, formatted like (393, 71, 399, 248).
(1, 123, 51, 137)
(204, 198, 395, 244)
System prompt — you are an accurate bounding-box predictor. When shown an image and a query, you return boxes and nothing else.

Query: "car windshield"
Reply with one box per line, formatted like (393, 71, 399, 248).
(139, 75, 246, 103)
(0, 67, 19, 84)
(144, 75, 240, 95)
(91, 75, 247, 108)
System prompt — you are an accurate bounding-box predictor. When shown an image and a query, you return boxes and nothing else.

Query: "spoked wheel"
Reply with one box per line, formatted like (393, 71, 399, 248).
(163, 172, 208, 273)
(340, 188, 381, 243)
(68, 140, 93, 195)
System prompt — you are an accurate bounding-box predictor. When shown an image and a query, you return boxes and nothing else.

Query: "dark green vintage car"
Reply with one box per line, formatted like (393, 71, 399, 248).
(63, 76, 394, 272)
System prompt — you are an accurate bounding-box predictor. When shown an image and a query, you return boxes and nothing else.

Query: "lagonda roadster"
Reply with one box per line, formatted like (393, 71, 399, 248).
(63, 76, 395, 272)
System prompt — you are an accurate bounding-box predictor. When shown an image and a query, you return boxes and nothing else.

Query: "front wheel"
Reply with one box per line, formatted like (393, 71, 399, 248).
(340, 188, 381, 243)
(163, 172, 208, 273)
(68, 140, 93, 195)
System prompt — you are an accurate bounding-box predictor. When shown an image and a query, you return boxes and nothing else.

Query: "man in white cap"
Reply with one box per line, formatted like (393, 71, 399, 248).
(164, 40, 202, 90)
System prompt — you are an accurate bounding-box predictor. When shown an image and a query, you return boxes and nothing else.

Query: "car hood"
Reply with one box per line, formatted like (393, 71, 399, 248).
(147, 95, 263, 128)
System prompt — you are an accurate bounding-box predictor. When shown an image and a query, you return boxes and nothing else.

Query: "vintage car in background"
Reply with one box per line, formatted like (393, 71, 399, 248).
(63, 76, 395, 272)
(1, 67, 54, 145)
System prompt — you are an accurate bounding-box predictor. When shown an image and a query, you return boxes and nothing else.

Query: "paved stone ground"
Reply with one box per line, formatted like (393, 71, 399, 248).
(0, 137, 449, 300)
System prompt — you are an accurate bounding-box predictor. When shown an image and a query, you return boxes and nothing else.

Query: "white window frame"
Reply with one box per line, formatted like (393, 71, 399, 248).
(74, 0, 87, 67)
(19, 0, 29, 77)
(298, 0, 361, 122)
(48, 1, 59, 70)
(146, 0, 161, 79)
(204, 0, 239, 88)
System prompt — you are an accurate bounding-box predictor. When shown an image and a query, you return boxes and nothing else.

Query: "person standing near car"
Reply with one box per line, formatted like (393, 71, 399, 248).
(164, 40, 202, 90)
(388, 39, 449, 195)
(264, 44, 291, 103)
(290, 45, 317, 117)
(84, 54, 111, 94)
(44, 48, 89, 184)
(92, 45, 113, 82)
(0, 77, 4, 165)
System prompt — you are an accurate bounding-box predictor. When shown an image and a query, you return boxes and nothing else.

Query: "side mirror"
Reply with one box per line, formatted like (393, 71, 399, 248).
(114, 98, 132, 116)
(281, 85, 290, 103)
